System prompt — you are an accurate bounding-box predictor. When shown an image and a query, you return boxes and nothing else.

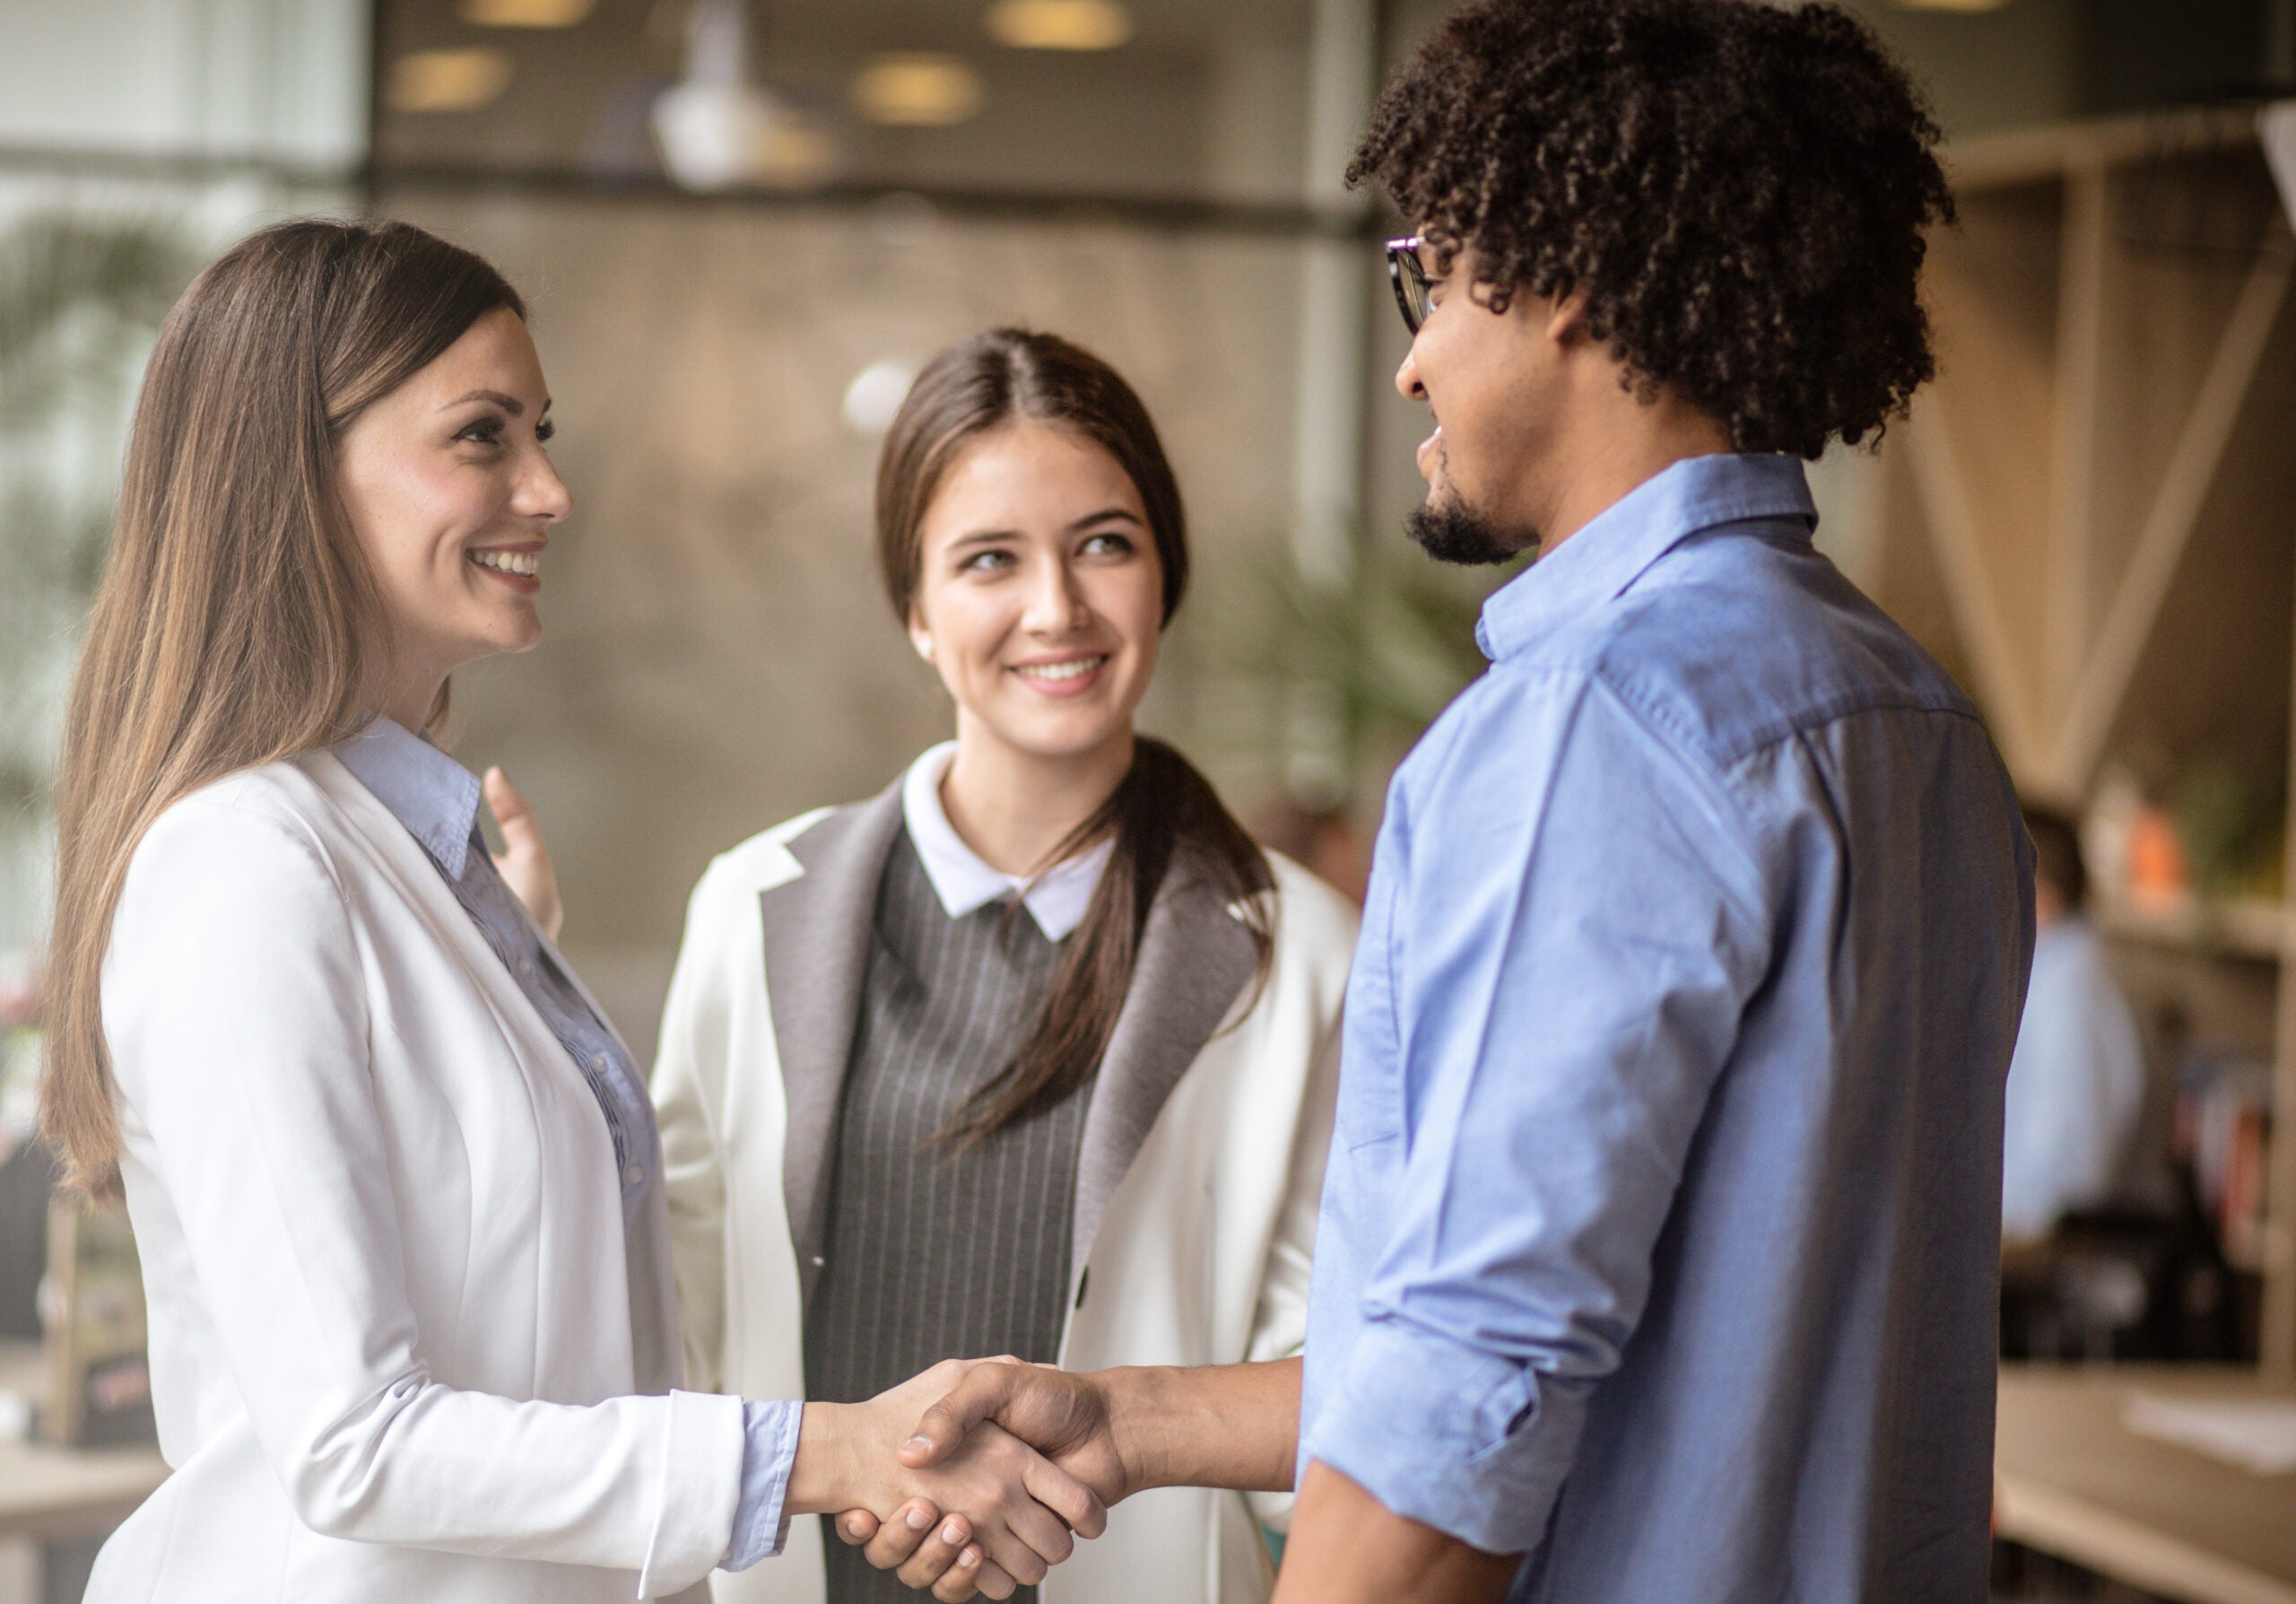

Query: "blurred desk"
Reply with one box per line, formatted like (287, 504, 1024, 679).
(1996, 1364, 2296, 1604)
(0, 1339, 163, 1543)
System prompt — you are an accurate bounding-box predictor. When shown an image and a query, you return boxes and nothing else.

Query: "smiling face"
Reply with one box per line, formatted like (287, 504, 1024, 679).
(1394, 238, 1567, 563)
(335, 305, 570, 726)
(909, 421, 1164, 771)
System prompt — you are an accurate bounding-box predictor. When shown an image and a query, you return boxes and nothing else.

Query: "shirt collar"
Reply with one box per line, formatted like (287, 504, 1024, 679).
(333, 717, 484, 879)
(900, 742, 1111, 941)
(1474, 452, 1817, 663)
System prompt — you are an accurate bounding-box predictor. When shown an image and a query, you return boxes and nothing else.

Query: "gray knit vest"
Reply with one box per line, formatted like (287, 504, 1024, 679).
(806, 828, 1091, 1604)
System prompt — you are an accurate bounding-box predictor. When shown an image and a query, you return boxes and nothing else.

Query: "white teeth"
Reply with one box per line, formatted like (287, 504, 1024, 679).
(1013, 657, 1105, 682)
(470, 549, 540, 577)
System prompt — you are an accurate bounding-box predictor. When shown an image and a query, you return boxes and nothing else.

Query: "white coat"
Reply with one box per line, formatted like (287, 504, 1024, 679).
(652, 780, 1357, 1604)
(90, 752, 744, 1604)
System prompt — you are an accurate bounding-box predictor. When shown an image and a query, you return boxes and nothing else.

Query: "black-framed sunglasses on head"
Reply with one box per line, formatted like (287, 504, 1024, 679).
(1385, 235, 1433, 335)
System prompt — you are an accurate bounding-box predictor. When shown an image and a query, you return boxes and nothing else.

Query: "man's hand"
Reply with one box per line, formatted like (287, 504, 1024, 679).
(483, 766, 561, 940)
(902, 1361, 1135, 1505)
(789, 1361, 1108, 1599)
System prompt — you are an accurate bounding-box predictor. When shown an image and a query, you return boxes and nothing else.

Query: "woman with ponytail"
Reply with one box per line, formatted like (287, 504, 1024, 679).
(43, 225, 1097, 1604)
(652, 329, 1357, 1604)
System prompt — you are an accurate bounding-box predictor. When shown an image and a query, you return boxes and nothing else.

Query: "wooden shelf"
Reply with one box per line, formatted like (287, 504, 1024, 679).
(1996, 1364, 2296, 1604)
(2096, 896, 2292, 962)
(1874, 108, 2296, 1382)
(0, 1339, 164, 1543)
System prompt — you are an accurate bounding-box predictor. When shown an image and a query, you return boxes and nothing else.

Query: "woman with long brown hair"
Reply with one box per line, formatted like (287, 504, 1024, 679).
(651, 328, 1359, 1604)
(41, 222, 1096, 1604)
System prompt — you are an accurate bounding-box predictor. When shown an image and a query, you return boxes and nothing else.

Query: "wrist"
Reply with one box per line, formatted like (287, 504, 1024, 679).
(786, 1401, 862, 1516)
(1099, 1365, 1179, 1495)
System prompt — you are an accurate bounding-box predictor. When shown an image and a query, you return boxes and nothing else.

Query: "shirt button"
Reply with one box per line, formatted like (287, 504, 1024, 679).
(591, 1053, 608, 1070)
(517, 956, 534, 974)
(623, 1164, 644, 1187)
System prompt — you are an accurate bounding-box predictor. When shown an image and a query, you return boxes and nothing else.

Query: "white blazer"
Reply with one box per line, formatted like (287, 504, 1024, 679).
(90, 752, 745, 1604)
(652, 779, 1358, 1604)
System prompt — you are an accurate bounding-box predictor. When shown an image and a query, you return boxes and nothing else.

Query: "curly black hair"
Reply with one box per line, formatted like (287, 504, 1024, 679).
(1348, 0, 1953, 458)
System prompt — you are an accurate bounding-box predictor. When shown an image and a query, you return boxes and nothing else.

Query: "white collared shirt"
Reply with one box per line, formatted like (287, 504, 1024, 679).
(900, 742, 1111, 941)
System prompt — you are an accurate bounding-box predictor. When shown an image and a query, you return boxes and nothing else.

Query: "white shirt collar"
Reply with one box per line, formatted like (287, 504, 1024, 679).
(900, 742, 1111, 941)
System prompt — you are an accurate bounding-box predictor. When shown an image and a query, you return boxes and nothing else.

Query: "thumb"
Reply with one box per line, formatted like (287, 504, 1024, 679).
(900, 1365, 1016, 1469)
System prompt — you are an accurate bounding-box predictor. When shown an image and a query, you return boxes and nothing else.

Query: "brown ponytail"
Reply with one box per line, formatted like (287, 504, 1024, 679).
(875, 328, 1274, 1144)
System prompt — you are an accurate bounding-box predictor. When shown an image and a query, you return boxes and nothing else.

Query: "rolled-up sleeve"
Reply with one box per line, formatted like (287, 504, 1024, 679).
(1300, 669, 1770, 1556)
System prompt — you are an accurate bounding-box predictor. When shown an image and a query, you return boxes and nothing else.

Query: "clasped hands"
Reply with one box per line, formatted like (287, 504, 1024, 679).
(800, 1358, 1130, 1602)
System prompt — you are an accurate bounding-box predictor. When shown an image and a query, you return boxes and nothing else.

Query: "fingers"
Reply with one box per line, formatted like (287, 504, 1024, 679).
(862, 1500, 941, 1570)
(482, 765, 562, 940)
(903, 1364, 1020, 1469)
(1021, 1446, 1108, 1540)
(894, 1513, 980, 1591)
(835, 1509, 880, 1546)
(947, 1555, 1016, 1602)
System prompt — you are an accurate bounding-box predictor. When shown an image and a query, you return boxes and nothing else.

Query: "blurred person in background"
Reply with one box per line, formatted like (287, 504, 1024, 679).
(649, 327, 1358, 1604)
(2001, 806, 2145, 1241)
(37, 220, 1098, 1604)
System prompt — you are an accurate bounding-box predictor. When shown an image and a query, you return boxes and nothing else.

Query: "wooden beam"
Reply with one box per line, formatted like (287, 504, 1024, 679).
(2047, 163, 2108, 719)
(2047, 249, 2293, 796)
(1948, 105, 2263, 196)
(1903, 406, 2041, 783)
(2270, 531, 2296, 1386)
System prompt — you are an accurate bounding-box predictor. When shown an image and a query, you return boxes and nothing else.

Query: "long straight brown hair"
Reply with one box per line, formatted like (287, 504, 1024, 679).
(41, 219, 525, 1198)
(876, 327, 1275, 1146)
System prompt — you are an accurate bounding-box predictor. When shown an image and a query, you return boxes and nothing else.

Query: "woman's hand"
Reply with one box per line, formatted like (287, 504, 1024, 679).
(789, 1362, 1107, 1596)
(483, 766, 561, 941)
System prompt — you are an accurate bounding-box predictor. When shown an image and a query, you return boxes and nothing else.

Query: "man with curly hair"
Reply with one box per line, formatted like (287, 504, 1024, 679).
(866, 3, 2034, 1600)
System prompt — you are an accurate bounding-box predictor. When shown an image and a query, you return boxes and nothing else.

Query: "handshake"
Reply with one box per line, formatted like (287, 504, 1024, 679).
(791, 1357, 1136, 1603)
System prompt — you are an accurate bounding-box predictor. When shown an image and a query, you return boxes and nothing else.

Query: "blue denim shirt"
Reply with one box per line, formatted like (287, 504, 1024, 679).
(334, 719, 797, 1572)
(1300, 455, 2034, 1601)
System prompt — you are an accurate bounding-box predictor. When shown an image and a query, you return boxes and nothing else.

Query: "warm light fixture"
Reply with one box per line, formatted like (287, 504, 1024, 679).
(387, 48, 513, 113)
(843, 359, 921, 435)
(459, 0, 594, 25)
(1890, 0, 2013, 11)
(984, 0, 1133, 50)
(852, 54, 985, 126)
(651, 0, 839, 190)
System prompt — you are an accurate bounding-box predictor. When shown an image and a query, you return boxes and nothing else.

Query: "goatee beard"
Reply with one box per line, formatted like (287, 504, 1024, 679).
(1405, 496, 1538, 567)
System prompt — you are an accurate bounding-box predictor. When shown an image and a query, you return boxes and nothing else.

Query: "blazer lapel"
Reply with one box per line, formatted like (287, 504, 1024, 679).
(758, 780, 906, 1307)
(1070, 854, 1260, 1276)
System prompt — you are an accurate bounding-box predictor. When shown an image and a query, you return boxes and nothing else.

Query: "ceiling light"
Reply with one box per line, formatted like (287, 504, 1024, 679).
(984, 0, 1133, 50)
(387, 49, 513, 114)
(843, 359, 921, 434)
(852, 54, 985, 126)
(459, 0, 594, 25)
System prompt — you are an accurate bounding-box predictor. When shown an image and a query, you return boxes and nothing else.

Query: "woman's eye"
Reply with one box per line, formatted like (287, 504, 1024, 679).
(959, 549, 1015, 573)
(1080, 532, 1135, 557)
(535, 418, 555, 443)
(456, 417, 505, 447)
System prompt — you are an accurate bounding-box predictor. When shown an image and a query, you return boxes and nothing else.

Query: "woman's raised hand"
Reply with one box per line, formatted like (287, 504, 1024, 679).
(483, 766, 562, 941)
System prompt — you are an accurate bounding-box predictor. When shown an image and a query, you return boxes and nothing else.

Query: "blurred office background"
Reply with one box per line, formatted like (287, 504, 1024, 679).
(2, 2, 2296, 1601)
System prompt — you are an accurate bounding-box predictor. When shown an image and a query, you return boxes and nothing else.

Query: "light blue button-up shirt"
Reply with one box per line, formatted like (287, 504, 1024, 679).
(1300, 455, 2033, 1601)
(334, 719, 797, 1572)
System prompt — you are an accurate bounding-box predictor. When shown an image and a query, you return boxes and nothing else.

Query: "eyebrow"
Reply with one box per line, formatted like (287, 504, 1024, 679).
(439, 388, 550, 416)
(944, 508, 1143, 552)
